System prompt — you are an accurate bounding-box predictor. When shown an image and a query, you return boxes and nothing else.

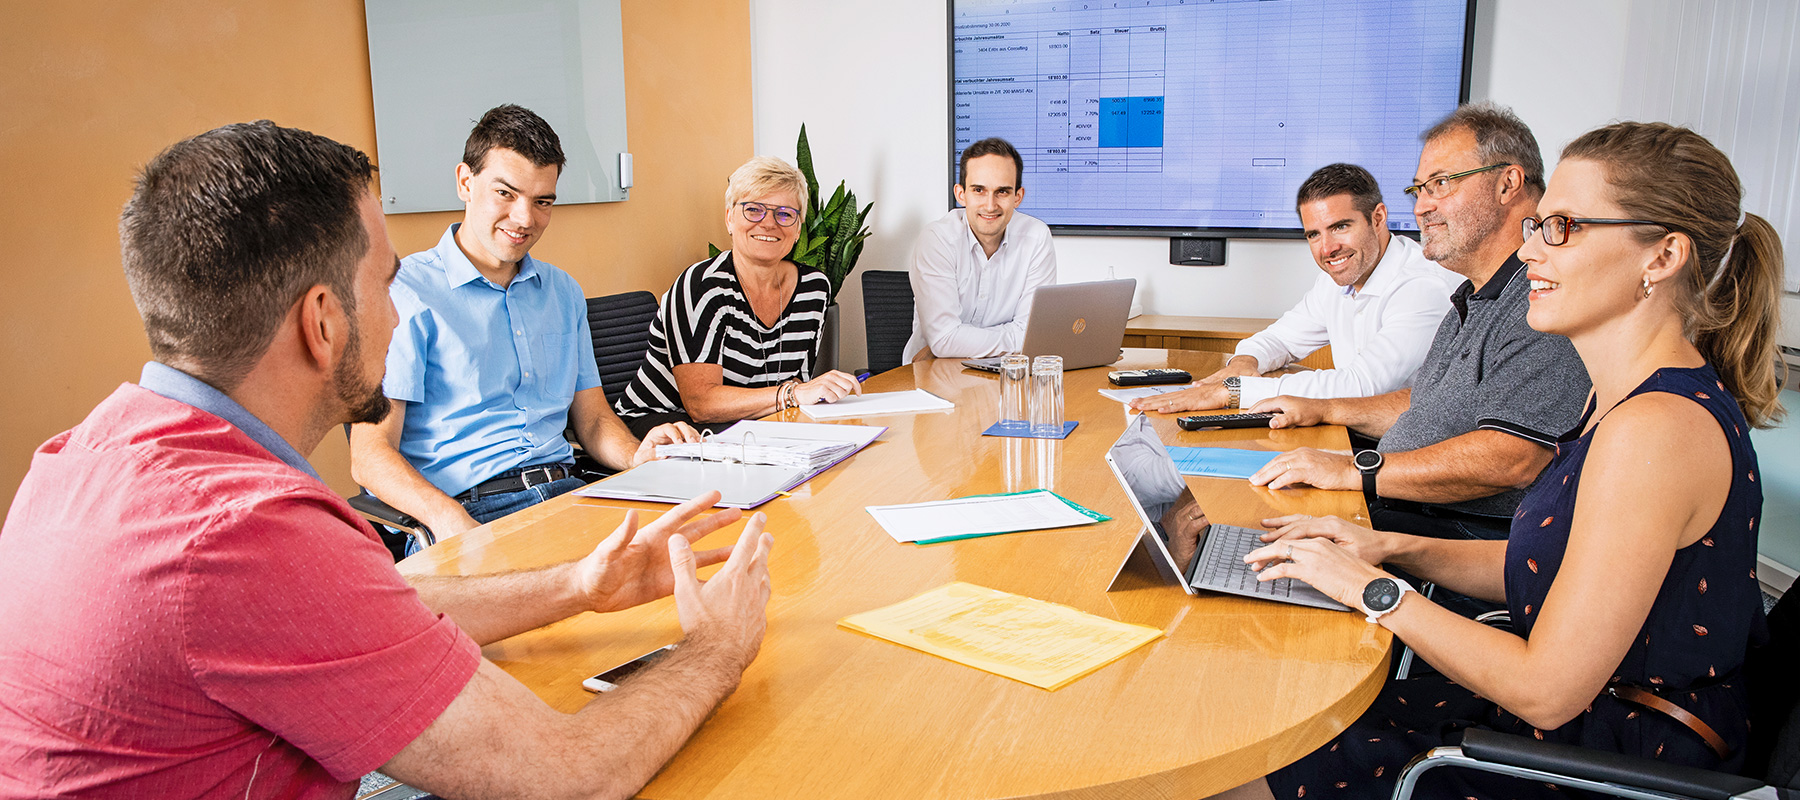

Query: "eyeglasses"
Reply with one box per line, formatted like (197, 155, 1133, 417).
(1522, 215, 1676, 247)
(1403, 164, 1511, 199)
(737, 201, 799, 228)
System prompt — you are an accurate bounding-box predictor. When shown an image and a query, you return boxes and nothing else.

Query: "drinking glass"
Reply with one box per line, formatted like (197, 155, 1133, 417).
(1029, 355, 1064, 437)
(998, 353, 1030, 432)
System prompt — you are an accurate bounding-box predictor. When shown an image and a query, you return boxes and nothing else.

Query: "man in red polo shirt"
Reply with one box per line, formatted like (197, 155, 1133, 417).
(0, 121, 774, 799)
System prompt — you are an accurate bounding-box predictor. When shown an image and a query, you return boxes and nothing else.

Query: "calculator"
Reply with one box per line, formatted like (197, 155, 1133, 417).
(1177, 411, 1278, 430)
(1108, 369, 1192, 386)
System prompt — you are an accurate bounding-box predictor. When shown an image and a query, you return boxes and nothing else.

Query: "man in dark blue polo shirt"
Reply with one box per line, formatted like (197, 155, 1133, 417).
(1246, 102, 1590, 542)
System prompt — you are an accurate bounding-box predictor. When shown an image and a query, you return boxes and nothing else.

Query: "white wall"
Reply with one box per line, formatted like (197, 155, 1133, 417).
(748, 0, 1795, 370)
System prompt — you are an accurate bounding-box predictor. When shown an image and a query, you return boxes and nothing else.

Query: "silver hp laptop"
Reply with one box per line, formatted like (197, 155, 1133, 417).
(963, 278, 1136, 372)
(1103, 414, 1349, 611)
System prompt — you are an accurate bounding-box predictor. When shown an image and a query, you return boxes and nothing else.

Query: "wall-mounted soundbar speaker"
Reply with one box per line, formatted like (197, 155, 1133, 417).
(1169, 236, 1226, 266)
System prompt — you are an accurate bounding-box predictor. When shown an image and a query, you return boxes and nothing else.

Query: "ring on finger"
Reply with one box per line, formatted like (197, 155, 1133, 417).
(1285, 544, 1296, 563)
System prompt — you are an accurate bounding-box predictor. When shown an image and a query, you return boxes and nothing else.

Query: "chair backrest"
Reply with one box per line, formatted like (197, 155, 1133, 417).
(587, 291, 659, 394)
(1747, 586, 1800, 786)
(861, 271, 914, 375)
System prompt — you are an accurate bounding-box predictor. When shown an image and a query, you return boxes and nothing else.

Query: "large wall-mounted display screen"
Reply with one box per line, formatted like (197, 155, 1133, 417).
(950, 0, 1474, 236)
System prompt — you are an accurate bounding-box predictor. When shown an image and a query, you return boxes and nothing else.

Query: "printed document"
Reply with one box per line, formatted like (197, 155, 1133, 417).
(800, 389, 954, 420)
(1165, 446, 1282, 479)
(838, 582, 1163, 690)
(866, 490, 1105, 544)
(1097, 384, 1195, 404)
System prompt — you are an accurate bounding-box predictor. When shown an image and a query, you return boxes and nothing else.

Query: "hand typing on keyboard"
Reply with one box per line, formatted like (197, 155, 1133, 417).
(1242, 519, 1395, 612)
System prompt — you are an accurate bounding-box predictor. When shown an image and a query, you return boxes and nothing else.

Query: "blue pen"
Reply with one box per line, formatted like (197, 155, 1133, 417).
(856, 371, 871, 382)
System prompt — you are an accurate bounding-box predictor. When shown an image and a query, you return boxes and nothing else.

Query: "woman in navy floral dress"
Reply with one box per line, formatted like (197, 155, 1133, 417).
(1211, 122, 1787, 799)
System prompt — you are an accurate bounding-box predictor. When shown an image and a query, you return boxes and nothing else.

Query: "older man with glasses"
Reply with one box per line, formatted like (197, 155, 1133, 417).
(1241, 102, 1590, 552)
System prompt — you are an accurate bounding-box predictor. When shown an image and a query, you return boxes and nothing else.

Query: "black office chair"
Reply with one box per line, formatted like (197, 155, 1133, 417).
(861, 271, 914, 375)
(586, 290, 659, 393)
(566, 290, 660, 478)
(1391, 587, 1800, 799)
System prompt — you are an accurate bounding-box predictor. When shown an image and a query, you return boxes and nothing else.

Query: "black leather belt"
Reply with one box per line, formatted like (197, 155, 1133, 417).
(457, 463, 577, 501)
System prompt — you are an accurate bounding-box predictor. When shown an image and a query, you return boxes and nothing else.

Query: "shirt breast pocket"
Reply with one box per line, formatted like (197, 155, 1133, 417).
(530, 331, 581, 404)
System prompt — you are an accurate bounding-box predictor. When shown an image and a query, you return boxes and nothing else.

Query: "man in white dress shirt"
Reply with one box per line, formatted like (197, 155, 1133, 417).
(902, 137, 1058, 362)
(1132, 163, 1460, 413)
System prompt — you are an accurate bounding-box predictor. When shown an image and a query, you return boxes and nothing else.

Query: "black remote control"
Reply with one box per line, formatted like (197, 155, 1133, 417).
(1109, 368, 1192, 386)
(1178, 411, 1278, 430)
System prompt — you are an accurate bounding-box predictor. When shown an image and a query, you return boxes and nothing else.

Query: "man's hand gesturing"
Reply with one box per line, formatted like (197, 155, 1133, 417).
(667, 512, 775, 673)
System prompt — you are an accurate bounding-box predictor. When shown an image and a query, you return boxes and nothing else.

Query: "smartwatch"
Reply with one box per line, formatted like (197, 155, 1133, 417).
(1353, 449, 1383, 497)
(1360, 576, 1416, 624)
(1222, 376, 1242, 408)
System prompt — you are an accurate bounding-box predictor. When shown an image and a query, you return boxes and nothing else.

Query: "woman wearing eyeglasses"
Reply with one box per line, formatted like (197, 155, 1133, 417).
(1213, 122, 1782, 799)
(615, 156, 862, 436)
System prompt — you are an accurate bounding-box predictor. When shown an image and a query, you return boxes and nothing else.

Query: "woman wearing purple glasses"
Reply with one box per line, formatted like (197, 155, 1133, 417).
(615, 156, 861, 436)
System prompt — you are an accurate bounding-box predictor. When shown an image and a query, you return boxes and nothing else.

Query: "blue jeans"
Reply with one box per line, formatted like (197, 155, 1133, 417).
(402, 475, 586, 557)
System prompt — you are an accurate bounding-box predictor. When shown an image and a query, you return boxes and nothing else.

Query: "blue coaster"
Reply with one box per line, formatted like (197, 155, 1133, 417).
(981, 420, 1079, 439)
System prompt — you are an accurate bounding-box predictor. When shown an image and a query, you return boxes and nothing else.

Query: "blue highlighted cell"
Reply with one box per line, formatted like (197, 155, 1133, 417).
(1098, 96, 1164, 147)
(1127, 96, 1164, 146)
(1099, 97, 1131, 147)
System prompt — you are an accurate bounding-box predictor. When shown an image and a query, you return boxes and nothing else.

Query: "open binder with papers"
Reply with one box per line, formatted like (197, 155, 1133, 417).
(574, 420, 885, 509)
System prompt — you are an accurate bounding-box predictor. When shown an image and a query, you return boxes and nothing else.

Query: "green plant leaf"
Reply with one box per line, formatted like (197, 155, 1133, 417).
(707, 243, 722, 259)
(796, 124, 820, 209)
(787, 124, 871, 305)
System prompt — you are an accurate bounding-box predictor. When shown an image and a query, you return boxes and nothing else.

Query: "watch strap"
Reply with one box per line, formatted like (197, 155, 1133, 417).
(1362, 578, 1415, 624)
(1355, 450, 1381, 497)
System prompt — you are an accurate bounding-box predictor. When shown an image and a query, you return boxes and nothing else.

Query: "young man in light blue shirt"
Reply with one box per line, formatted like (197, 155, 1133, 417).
(351, 105, 696, 543)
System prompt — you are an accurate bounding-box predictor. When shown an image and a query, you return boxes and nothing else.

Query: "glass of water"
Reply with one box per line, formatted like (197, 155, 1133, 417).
(998, 353, 1030, 432)
(1029, 355, 1064, 437)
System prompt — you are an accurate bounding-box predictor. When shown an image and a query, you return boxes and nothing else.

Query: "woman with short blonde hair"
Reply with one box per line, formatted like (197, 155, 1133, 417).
(615, 155, 859, 435)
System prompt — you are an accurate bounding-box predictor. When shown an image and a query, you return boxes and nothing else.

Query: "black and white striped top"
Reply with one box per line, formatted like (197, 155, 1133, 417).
(616, 252, 830, 420)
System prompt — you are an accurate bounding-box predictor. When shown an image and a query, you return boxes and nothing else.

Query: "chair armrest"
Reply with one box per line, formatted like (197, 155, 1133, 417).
(1458, 728, 1763, 800)
(347, 493, 435, 550)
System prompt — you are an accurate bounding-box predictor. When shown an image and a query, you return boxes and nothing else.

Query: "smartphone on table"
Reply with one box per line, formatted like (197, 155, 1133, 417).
(581, 644, 677, 692)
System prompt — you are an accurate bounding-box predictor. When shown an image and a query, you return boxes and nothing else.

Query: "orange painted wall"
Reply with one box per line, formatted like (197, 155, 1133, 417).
(0, 1, 753, 509)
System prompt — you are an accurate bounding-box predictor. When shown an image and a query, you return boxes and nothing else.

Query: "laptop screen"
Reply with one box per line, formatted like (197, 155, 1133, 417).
(1106, 415, 1208, 578)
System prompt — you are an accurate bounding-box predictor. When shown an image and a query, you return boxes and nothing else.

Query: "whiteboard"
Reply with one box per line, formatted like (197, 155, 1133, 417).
(365, 0, 630, 213)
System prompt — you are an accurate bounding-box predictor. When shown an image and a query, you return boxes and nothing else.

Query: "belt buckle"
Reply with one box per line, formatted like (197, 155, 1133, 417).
(520, 466, 564, 490)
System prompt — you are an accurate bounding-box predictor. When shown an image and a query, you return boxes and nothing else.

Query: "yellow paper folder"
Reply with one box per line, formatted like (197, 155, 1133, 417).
(837, 582, 1164, 690)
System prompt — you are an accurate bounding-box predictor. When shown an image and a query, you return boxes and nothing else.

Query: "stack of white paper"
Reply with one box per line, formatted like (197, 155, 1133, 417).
(1097, 384, 1196, 404)
(799, 389, 954, 420)
(865, 490, 1104, 544)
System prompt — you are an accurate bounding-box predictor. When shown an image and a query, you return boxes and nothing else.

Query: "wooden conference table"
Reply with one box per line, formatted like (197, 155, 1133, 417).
(399, 349, 1389, 799)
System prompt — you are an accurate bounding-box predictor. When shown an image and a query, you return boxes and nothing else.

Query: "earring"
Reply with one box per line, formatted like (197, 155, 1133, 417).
(1642, 276, 1655, 297)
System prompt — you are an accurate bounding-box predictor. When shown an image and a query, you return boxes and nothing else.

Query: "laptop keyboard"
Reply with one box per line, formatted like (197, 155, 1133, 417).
(1196, 524, 1292, 598)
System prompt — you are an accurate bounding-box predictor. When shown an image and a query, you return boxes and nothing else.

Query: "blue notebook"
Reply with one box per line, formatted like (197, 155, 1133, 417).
(1165, 446, 1281, 479)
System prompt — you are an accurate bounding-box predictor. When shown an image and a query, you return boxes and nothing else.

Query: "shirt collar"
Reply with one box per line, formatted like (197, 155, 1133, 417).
(1473, 251, 1527, 302)
(138, 362, 321, 479)
(1348, 232, 1411, 298)
(1450, 251, 1526, 321)
(439, 223, 541, 289)
(957, 208, 1006, 259)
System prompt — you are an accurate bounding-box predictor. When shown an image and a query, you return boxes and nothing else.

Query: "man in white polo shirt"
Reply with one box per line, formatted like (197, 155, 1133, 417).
(1133, 163, 1460, 413)
(903, 137, 1058, 362)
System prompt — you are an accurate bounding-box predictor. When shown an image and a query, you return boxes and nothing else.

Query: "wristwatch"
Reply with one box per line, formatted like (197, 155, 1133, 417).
(1360, 576, 1416, 624)
(1354, 449, 1383, 497)
(1222, 376, 1241, 408)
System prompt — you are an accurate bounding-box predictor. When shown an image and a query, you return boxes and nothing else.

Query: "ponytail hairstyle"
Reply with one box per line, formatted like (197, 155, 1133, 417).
(1561, 122, 1787, 428)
